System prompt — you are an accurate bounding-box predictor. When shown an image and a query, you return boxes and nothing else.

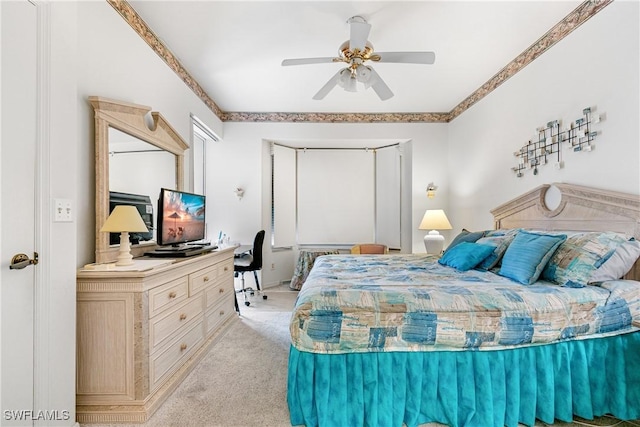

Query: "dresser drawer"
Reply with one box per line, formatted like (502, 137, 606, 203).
(148, 277, 189, 319)
(204, 295, 234, 337)
(149, 297, 203, 350)
(189, 260, 233, 295)
(149, 319, 203, 390)
(219, 258, 233, 278)
(204, 279, 234, 309)
(189, 265, 217, 296)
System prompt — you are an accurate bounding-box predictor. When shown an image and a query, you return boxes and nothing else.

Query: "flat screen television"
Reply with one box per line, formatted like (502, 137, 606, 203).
(156, 188, 206, 248)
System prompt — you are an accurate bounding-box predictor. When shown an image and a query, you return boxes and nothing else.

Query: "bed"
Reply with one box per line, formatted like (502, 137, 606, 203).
(287, 183, 640, 427)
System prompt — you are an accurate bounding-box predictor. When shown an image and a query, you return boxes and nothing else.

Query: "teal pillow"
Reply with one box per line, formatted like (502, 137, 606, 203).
(475, 233, 517, 271)
(499, 231, 567, 285)
(438, 242, 495, 271)
(445, 229, 485, 253)
(484, 228, 521, 237)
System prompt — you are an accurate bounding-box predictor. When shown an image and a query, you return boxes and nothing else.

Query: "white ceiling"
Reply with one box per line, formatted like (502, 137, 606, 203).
(128, 1, 581, 115)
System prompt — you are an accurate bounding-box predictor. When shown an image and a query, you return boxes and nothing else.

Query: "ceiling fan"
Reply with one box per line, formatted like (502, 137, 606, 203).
(281, 16, 435, 101)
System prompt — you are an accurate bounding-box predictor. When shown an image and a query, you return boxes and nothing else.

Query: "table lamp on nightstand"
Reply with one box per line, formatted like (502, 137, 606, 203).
(419, 209, 452, 255)
(100, 205, 149, 266)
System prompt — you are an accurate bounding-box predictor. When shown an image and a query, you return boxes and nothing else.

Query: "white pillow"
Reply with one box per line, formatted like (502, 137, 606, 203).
(589, 240, 640, 283)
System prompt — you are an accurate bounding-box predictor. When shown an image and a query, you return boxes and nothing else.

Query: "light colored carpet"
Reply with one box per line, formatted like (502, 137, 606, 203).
(81, 286, 297, 427)
(80, 285, 639, 427)
(147, 296, 295, 427)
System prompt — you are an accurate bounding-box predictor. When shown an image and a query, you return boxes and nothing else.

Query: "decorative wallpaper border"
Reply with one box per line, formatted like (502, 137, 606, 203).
(108, 0, 611, 124)
(107, 0, 225, 119)
(220, 111, 450, 123)
(447, 0, 612, 121)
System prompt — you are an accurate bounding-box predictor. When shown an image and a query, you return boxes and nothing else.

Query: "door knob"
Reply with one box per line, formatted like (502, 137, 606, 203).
(10, 252, 39, 270)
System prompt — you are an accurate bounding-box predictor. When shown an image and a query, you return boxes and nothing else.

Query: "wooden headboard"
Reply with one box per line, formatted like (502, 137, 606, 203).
(491, 183, 640, 281)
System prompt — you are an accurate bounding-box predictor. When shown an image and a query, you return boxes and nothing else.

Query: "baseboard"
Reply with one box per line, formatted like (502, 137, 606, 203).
(263, 280, 291, 289)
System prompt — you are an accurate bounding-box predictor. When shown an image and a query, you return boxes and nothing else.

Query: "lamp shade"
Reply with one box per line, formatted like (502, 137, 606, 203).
(419, 209, 452, 255)
(100, 205, 148, 233)
(100, 206, 148, 266)
(418, 209, 452, 231)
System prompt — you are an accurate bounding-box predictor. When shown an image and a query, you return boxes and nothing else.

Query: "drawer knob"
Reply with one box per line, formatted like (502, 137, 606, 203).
(168, 291, 177, 299)
(179, 313, 187, 321)
(218, 288, 224, 294)
(180, 343, 187, 351)
(224, 266, 229, 271)
(203, 276, 210, 282)
(219, 310, 225, 316)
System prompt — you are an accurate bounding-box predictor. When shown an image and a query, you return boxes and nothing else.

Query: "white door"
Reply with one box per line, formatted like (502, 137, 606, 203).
(1, 1, 38, 425)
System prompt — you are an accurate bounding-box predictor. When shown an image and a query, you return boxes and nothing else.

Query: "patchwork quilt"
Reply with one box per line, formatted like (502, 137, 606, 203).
(289, 254, 640, 354)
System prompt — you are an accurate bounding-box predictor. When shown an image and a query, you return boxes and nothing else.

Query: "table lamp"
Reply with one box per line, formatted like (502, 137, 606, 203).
(418, 209, 452, 254)
(100, 205, 149, 266)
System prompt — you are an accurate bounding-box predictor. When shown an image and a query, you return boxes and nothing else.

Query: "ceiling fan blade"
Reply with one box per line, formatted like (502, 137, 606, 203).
(281, 57, 336, 66)
(375, 51, 436, 64)
(368, 67, 394, 101)
(349, 19, 371, 52)
(312, 69, 343, 100)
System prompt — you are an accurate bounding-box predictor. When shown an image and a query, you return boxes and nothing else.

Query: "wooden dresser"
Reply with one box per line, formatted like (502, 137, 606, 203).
(76, 247, 237, 423)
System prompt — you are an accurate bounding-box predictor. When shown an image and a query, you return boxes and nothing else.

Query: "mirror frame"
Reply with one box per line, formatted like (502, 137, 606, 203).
(90, 96, 189, 264)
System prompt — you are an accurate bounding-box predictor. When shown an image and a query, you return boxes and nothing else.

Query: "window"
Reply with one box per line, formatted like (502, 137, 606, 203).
(190, 114, 218, 195)
(271, 142, 402, 249)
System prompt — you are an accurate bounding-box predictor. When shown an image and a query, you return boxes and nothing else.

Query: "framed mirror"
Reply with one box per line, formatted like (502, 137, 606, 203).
(90, 96, 189, 264)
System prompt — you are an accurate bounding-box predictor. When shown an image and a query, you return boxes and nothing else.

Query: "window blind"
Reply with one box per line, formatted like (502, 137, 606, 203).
(296, 149, 375, 245)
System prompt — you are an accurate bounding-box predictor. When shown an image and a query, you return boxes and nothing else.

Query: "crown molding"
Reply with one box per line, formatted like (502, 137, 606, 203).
(109, 0, 611, 124)
(220, 111, 451, 123)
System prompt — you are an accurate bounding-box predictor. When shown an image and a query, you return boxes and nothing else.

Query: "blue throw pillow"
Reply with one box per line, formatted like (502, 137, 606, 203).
(445, 229, 485, 253)
(438, 242, 496, 271)
(499, 231, 567, 285)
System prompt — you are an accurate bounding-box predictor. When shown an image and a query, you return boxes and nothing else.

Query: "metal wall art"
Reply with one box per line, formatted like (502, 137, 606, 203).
(512, 107, 602, 177)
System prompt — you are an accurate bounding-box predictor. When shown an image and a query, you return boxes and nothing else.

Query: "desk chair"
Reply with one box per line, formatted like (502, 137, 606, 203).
(234, 230, 267, 307)
(350, 243, 388, 254)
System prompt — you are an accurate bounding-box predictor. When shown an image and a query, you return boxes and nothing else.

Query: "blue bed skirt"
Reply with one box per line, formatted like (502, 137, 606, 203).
(287, 331, 640, 427)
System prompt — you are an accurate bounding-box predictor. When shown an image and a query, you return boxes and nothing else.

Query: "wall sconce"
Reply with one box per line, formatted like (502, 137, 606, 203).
(426, 182, 438, 199)
(234, 188, 245, 200)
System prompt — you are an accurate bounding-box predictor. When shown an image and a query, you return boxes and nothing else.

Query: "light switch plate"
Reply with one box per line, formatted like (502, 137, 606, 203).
(54, 198, 73, 222)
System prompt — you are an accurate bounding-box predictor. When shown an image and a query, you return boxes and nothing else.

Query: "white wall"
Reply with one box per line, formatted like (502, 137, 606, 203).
(207, 122, 449, 287)
(43, 2, 225, 422)
(75, 1, 223, 266)
(40, 3, 78, 423)
(447, 1, 640, 233)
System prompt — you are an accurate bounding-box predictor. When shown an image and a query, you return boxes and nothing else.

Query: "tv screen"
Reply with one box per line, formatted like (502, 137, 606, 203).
(157, 188, 206, 247)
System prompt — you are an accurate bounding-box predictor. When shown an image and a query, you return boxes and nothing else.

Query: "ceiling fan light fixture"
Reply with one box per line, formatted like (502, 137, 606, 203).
(338, 68, 358, 92)
(356, 65, 378, 89)
(346, 79, 357, 92)
(283, 15, 434, 101)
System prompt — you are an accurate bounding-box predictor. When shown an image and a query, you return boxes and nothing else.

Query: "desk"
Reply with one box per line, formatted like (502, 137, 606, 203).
(290, 249, 339, 290)
(234, 244, 253, 255)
